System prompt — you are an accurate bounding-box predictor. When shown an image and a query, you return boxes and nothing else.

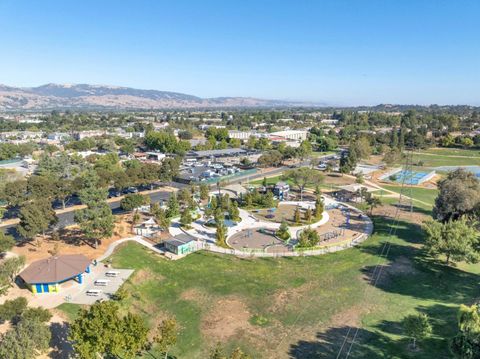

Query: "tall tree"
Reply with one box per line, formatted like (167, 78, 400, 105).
(216, 222, 227, 247)
(433, 169, 480, 221)
(282, 168, 324, 201)
(423, 218, 480, 265)
(228, 201, 240, 222)
(69, 301, 149, 359)
(2, 180, 27, 207)
(294, 206, 301, 224)
(451, 304, 480, 358)
(314, 196, 324, 219)
(120, 193, 148, 211)
(75, 170, 114, 248)
(166, 194, 180, 218)
(365, 194, 382, 215)
(179, 207, 193, 227)
(154, 318, 178, 359)
(0, 230, 15, 253)
(0, 256, 25, 295)
(0, 317, 51, 359)
(199, 183, 210, 201)
(18, 199, 57, 242)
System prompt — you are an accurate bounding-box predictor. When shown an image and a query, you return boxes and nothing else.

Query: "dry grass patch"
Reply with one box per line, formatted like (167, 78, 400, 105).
(270, 283, 315, 314)
(201, 296, 254, 342)
(180, 288, 212, 306)
(133, 269, 164, 282)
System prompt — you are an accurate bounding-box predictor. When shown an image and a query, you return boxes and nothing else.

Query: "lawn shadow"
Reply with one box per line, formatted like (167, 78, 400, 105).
(370, 216, 425, 245)
(360, 238, 480, 303)
(288, 325, 393, 358)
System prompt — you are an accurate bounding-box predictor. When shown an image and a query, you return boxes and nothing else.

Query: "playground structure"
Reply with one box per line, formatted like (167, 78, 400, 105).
(226, 197, 370, 253)
(167, 190, 373, 257)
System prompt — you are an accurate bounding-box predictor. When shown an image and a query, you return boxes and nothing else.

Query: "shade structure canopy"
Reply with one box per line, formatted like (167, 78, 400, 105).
(19, 254, 91, 284)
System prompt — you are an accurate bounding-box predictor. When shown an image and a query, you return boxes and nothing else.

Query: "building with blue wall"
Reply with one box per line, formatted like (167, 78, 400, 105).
(18, 254, 91, 294)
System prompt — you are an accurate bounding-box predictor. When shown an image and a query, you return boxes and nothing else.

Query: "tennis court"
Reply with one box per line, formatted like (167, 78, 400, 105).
(384, 169, 435, 185)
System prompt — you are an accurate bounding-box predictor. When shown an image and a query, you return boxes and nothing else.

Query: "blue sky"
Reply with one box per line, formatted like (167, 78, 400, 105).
(0, 0, 479, 105)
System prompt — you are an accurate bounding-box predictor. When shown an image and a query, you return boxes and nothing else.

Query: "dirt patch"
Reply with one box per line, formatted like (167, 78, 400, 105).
(134, 269, 164, 283)
(270, 283, 315, 314)
(329, 305, 365, 328)
(0, 321, 11, 335)
(387, 256, 417, 276)
(201, 297, 253, 342)
(374, 203, 429, 225)
(323, 173, 356, 187)
(147, 312, 172, 342)
(366, 255, 418, 287)
(180, 288, 212, 305)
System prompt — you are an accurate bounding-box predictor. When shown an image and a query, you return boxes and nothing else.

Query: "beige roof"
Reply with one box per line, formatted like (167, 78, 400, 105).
(338, 184, 377, 193)
(19, 254, 90, 284)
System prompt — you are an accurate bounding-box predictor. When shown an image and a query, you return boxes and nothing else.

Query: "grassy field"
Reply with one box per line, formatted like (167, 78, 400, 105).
(311, 150, 336, 157)
(55, 206, 480, 358)
(406, 148, 480, 167)
(56, 303, 83, 321)
(379, 185, 438, 208)
(411, 153, 480, 167)
(420, 148, 480, 157)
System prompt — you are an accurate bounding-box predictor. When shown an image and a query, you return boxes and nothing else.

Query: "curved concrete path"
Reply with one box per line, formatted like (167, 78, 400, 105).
(96, 235, 167, 262)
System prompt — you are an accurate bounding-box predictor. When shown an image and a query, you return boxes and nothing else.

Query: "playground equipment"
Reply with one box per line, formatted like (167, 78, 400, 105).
(319, 229, 345, 241)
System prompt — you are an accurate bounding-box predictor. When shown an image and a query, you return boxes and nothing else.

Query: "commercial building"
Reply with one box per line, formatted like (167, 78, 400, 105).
(74, 130, 107, 140)
(18, 254, 91, 294)
(188, 148, 247, 159)
(269, 130, 308, 141)
(228, 130, 259, 140)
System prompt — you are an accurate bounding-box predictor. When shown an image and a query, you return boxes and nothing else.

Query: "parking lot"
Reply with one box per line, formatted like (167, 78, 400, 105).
(67, 267, 134, 305)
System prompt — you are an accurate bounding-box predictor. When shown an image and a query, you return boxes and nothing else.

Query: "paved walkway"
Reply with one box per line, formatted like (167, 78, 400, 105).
(170, 202, 331, 246)
(96, 235, 173, 262)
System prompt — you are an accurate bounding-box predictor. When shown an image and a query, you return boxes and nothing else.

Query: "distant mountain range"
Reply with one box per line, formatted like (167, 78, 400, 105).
(0, 83, 318, 110)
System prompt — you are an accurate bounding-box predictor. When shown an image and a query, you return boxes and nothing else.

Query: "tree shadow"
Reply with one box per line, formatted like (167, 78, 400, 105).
(49, 322, 73, 359)
(360, 237, 480, 304)
(369, 216, 425, 245)
(288, 325, 394, 358)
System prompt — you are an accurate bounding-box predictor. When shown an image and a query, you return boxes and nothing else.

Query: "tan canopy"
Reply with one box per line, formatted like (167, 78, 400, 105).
(19, 254, 90, 284)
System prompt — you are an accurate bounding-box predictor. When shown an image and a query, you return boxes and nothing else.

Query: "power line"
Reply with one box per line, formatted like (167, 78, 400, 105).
(336, 143, 415, 358)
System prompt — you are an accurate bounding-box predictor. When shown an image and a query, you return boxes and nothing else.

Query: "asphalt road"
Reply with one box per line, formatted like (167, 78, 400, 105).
(0, 161, 316, 238)
(2, 190, 174, 238)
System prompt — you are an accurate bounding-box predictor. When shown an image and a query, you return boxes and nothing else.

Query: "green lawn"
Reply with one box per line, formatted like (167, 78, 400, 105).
(56, 303, 83, 321)
(55, 209, 480, 358)
(403, 148, 480, 167)
(311, 150, 336, 157)
(411, 153, 480, 167)
(250, 174, 292, 186)
(420, 148, 480, 157)
(379, 185, 438, 208)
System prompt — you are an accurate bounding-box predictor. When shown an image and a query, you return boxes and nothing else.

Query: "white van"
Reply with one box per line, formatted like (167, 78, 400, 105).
(86, 289, 102, 296)
(94, 279, 110, 286)
(105, 271, 120, 277)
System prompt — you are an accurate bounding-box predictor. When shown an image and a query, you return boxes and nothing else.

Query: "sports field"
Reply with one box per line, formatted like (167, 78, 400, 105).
(410, 148, 480, 167)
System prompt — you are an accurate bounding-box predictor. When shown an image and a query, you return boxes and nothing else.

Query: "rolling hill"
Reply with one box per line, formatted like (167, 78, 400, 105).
(0, 83, 315, 110)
